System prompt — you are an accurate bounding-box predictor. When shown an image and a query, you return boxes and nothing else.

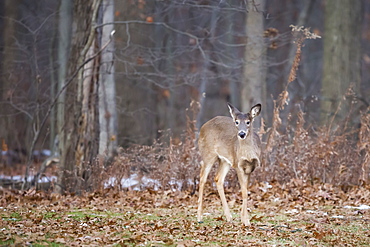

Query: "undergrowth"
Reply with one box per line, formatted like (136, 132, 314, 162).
(101, 26, 369, 192)
(103, 103, 369, 192)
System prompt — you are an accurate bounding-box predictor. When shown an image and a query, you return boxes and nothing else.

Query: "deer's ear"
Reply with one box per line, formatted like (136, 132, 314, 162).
(227, 103, 240, 120)
(250, 104, 261, 118)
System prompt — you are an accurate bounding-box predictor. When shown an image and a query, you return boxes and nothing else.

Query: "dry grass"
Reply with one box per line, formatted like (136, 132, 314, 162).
(103, 104, 369, 192)
(103, 101, 201, 192)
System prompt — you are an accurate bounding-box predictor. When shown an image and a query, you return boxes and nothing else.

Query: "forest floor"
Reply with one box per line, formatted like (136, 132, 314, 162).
(1, 181, 370, 246)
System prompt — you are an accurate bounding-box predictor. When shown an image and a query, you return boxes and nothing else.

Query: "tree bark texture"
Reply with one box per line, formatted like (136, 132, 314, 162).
(242, 0, 266, 126)
(98, 0, 117, 158)
(321, 0, 362, 126)
(55, 0, 101, 194)
(55, 0, 73, 156)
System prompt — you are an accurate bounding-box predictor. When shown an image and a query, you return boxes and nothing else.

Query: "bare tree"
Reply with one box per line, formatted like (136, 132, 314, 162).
(321, 0, 363, 127)
(55, 0, 102, 193)
(55, 0, 73, 157)
(98, 0, 117, 159)
(241, 0, 266, 124)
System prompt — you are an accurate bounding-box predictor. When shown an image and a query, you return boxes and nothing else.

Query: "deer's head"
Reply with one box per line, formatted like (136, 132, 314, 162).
(227, 103, 261, 140)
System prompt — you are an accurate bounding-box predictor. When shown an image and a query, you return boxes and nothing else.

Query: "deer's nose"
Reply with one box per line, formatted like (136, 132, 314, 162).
(238, 131, 246, 139)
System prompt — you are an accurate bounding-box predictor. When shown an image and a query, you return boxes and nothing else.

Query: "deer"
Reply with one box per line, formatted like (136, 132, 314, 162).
(197, 103, 261, 226)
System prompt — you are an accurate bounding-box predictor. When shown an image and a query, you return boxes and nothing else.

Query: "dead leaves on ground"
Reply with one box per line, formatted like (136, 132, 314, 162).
(1, 181, 370, 246)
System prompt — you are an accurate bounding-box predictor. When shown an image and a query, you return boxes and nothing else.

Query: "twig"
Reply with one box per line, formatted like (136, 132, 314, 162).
(265, 25, 320, 153)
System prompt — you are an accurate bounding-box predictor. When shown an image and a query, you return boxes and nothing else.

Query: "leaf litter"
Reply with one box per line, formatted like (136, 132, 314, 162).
(1, 180, 369, 246)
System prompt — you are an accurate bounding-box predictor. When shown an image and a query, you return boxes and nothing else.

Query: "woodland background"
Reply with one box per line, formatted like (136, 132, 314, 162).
(0, 0, 369, 193)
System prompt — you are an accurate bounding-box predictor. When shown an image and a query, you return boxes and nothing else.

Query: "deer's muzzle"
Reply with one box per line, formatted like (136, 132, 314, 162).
(238, 130, 247, 139)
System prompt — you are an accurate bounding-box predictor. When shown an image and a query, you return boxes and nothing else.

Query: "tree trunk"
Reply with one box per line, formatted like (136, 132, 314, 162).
(0, 0, 20, 150)
(55, 0, 101, 194)
(98, 0, 117, 159)
(241, 0, 266, 126)
(321, 0, 362, 127)
(55, 0, 72, 158)
(224, 4, 241, 107)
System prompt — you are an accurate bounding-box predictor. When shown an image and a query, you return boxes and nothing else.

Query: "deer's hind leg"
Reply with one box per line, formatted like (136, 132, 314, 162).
(197, 155, 217, 223)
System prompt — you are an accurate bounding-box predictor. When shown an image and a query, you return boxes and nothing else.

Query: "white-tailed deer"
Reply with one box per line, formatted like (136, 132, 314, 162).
(197, 103, 261, 226)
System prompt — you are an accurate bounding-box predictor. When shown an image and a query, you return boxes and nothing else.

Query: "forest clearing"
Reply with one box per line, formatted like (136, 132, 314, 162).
(1, 0, 370, 246)
(1, 182, 370, 246)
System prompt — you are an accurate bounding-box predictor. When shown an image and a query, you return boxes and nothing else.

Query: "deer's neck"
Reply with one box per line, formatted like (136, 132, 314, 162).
(236, 131, 258, 161)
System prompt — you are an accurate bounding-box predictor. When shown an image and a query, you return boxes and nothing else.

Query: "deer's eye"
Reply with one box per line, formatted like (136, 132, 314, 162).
(235, 120, 240, 125)
(246, 121, 250, 125)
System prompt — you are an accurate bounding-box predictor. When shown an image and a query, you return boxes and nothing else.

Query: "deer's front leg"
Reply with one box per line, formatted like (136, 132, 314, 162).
(215, 161, 232, 221)
(236, 162, 254, 226)
(197, 161, 213, 223)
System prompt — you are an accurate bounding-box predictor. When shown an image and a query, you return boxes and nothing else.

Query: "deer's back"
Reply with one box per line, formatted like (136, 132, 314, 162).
(198, 116, 239, 162)
(199, 116, 236, 140)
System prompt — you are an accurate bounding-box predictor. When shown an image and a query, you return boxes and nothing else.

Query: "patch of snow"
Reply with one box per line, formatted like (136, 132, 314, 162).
(105, 174, 195, 191)
(259, 181, 273, 192)
(0, 174, 57, 184)
(38, 176, 57, 183)
(305, 210, 328, 216)
(332, 215, 344, 219)
(41, 149, 51, 156)
(139, 176, 161, 190)
(0, 175, 23, 181)
(104, 177, 117, 188)
(32, 149, 51, 157)
(104, 174, 161, 190)
(285, 209, 299, 214)
(344, 205, 370, 210)
(15, 175, 24, 181)
(122, 174, 140, 188)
